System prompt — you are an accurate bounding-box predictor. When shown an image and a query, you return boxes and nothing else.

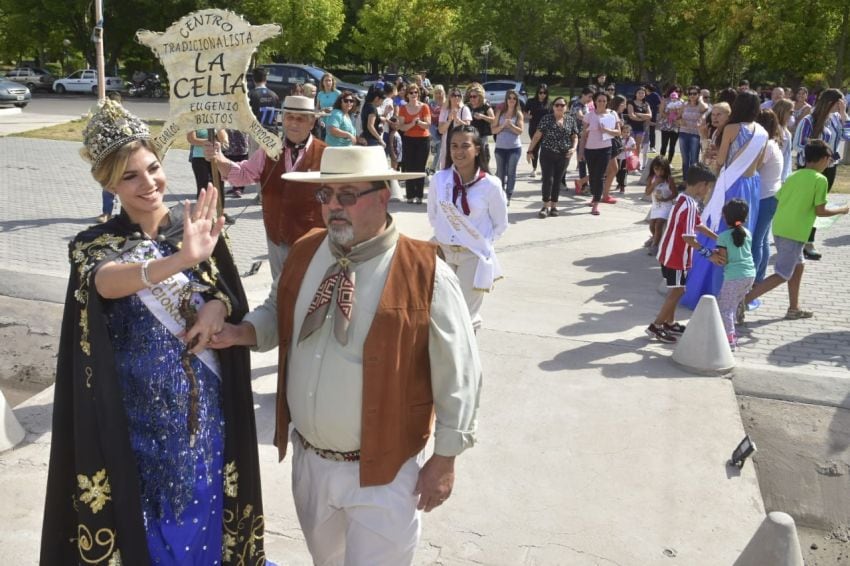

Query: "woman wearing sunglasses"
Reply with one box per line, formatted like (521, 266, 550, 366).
(324, 94, 360, 147)
(397, 84, 432, 203)
(678, 86, 710, 179)
(491, 89, 525, 204)
(526, 96, 580, 217)
(438, 88, 473, 168)
(525, 84, 550, 178)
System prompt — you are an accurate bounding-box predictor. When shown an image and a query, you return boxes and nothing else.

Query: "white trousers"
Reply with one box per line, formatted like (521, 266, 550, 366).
(267, 239, 291, 283)
(439, 244, 484, 331)
(290, 432, 424, 566)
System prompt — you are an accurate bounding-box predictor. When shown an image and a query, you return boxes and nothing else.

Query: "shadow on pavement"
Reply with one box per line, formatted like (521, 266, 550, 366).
(538, 337, 688, 379)
(767, 331, 850, 370)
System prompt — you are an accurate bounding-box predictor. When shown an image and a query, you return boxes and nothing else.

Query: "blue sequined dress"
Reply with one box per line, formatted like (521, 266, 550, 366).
(681, 124, 762, 309)
(104, 241, 225, 565)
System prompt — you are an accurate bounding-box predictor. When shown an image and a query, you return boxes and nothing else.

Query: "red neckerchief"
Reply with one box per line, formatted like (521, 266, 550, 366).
(451, 167, 486, 215)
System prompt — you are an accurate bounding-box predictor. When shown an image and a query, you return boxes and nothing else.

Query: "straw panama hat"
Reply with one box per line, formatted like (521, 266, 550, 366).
(282, 146, 426, 183)
(282, 95, 325, 116)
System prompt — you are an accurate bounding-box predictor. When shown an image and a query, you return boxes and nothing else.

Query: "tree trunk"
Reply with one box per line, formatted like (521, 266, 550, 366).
(514, 45, 527, 81)
(635, 30, 647, 82)
(833, 3, 850, 86)
(570, 18, 584, 90)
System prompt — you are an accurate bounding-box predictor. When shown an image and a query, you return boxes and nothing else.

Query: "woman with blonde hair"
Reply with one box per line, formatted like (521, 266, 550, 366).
(700, 101, 731, 168)
(41, 100, 268, 565)
(429, 84, 446, 172)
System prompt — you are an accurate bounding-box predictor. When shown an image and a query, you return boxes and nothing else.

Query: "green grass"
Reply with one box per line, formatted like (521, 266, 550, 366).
(14, 119, 190, 150)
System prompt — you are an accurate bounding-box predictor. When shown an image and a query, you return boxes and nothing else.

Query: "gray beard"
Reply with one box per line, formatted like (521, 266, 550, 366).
(328, 223, 354, 246)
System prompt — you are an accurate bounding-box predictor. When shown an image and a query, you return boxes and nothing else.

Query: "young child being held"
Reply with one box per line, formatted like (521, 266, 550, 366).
(647, 162, 719, 343)
(685, 199, 755, 349)
(645, 156, 676, 256)
(615, 124, 636, 193)
(742, 140, 850, 320)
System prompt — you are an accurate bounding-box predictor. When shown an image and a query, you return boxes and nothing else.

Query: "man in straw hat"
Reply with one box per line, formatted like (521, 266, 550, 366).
(210, 145, 482, 564)
(205, 95, 326, 281)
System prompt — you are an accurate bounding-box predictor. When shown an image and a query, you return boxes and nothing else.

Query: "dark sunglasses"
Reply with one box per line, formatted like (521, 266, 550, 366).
(342, 98, 355, 103)
(315, 185, 384, 206)
(537, 91, 547, 95)
(450, 93, 462, 97)
(553, 102, 566, 107)
(606, 88, 615, 92)
(689, 91, 699, 95)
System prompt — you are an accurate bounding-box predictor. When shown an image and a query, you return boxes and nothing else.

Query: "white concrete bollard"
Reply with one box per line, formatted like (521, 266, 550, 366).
(671, 294, 735, 375)
(733, 511, 804, 566)
(0, 390, 26, 452)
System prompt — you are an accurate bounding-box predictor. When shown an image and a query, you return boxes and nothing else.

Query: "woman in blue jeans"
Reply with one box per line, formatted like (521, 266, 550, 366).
(752, 109, 783, 284)
(678, 86, 708, 179)
(492, 90, 525, 205)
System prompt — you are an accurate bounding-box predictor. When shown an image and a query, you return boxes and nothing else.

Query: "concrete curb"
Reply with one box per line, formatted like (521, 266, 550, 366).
(733, 364, 850, 410)
(0, 269, 66, 304)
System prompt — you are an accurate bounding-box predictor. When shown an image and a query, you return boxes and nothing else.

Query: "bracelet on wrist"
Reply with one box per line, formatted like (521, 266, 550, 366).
(140, 259, 155, 288)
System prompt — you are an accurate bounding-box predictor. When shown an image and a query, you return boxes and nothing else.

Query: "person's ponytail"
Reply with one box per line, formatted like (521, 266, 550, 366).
(731, 221, 746, 247)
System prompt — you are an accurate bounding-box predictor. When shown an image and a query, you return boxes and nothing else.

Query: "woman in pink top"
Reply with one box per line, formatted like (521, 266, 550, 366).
(579, 91, 621, 216)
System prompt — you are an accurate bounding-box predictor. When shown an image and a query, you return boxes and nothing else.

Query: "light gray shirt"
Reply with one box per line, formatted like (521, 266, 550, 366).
(244, 234, 482, 457)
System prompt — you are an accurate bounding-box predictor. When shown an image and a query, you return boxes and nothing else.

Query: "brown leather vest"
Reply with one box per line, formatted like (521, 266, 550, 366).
(260, 139, 326, 246)
(274, 228, 438, 486)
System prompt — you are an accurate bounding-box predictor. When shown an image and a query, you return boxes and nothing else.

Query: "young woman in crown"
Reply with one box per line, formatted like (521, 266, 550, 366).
(40, 99, 270, 566)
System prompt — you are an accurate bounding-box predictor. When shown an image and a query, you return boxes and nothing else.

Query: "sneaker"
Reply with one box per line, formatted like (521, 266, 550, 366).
(226, 188, 243, 198)
(663, 322, 686, 335)
(617, 185, 625, 193)
(548, 207, 559, 217)
(785, 308, 814, 319)
(643, 237, 654, 248)
(646, 323, 677, 343)
(803, 247, 822, 260)
(746, 299, 762, 311)
(648, 245, 658, 256)
(506, 197, 511, 207)
(538, 207, 548, 219)
(727, 332, 738, 351)
(414, 197, 423, 204)
(530, 170, 537, 179)
(602, 196, 618, 204)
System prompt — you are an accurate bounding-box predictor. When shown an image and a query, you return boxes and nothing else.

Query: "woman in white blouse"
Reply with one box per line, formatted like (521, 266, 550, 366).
(428, 125, 508, 331)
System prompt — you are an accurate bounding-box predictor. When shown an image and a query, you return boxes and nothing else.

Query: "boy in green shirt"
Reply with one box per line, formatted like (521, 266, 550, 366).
(744, 140, 849, 318)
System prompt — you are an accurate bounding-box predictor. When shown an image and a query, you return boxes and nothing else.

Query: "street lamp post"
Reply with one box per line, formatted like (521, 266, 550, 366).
(62, 39, 71, 75)
(480, 41, 491, 84)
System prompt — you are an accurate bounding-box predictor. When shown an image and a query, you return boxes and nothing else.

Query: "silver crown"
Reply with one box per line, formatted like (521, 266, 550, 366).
(82, 99, 151, 170)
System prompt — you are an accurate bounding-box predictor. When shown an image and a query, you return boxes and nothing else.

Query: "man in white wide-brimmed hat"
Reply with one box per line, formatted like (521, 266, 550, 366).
(211, 145, 482, 564)
(205, 95, 327, 281)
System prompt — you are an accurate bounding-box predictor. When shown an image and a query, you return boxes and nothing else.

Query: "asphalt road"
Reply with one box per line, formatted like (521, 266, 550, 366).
(20, 91, 170, 120)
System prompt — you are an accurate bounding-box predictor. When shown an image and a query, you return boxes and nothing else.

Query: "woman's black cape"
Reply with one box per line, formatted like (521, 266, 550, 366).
(40, 209, 268, 565)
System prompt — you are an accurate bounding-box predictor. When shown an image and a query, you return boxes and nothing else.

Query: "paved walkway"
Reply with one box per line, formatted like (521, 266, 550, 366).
(1, 134, 848, 563)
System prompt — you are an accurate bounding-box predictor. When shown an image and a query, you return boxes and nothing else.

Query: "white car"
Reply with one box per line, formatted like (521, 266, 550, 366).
(53, 69, 125, 94)
(482, 80, 528, 111)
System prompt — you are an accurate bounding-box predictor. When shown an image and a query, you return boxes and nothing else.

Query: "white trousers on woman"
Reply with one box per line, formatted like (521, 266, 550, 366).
(290, 431, 424, 566)
(439, 244, 484, 331)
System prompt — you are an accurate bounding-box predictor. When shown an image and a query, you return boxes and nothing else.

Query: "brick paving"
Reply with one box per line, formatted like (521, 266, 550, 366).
(1, 136, 849, 377)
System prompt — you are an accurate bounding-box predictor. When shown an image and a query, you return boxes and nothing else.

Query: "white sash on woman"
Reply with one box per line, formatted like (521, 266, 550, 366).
(116, 240, 221, 379)
(703, 123, 768, 231)
(436, 200, 503, 291)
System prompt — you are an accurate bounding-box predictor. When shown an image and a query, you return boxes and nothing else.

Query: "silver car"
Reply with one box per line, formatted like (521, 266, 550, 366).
(0, 78, 32, 108)
(482, 80, 527, 111)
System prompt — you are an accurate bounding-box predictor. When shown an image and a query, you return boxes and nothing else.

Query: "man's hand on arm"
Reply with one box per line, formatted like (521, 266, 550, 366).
(208, 321, 258, 349)
(414, 454, 455, 512)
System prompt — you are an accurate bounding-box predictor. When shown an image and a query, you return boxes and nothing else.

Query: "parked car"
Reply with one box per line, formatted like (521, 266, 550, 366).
(5, 67, 54, 92)
(482, 80, 527, 110)
(247, 64, 367, 101)
(361, 73, 404, 88)
(0, 79, 32, 107)
(53, 69, 125, 94)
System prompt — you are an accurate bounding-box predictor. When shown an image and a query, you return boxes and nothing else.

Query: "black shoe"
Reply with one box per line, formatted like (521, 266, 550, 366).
(803, 248, 822, 260)
(663, 322, 686, 335)
(646, 323, 677, 343)
(538, 207, 548, 219)
(224, 214, 236, 225)
(548, 207, 559, 217)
